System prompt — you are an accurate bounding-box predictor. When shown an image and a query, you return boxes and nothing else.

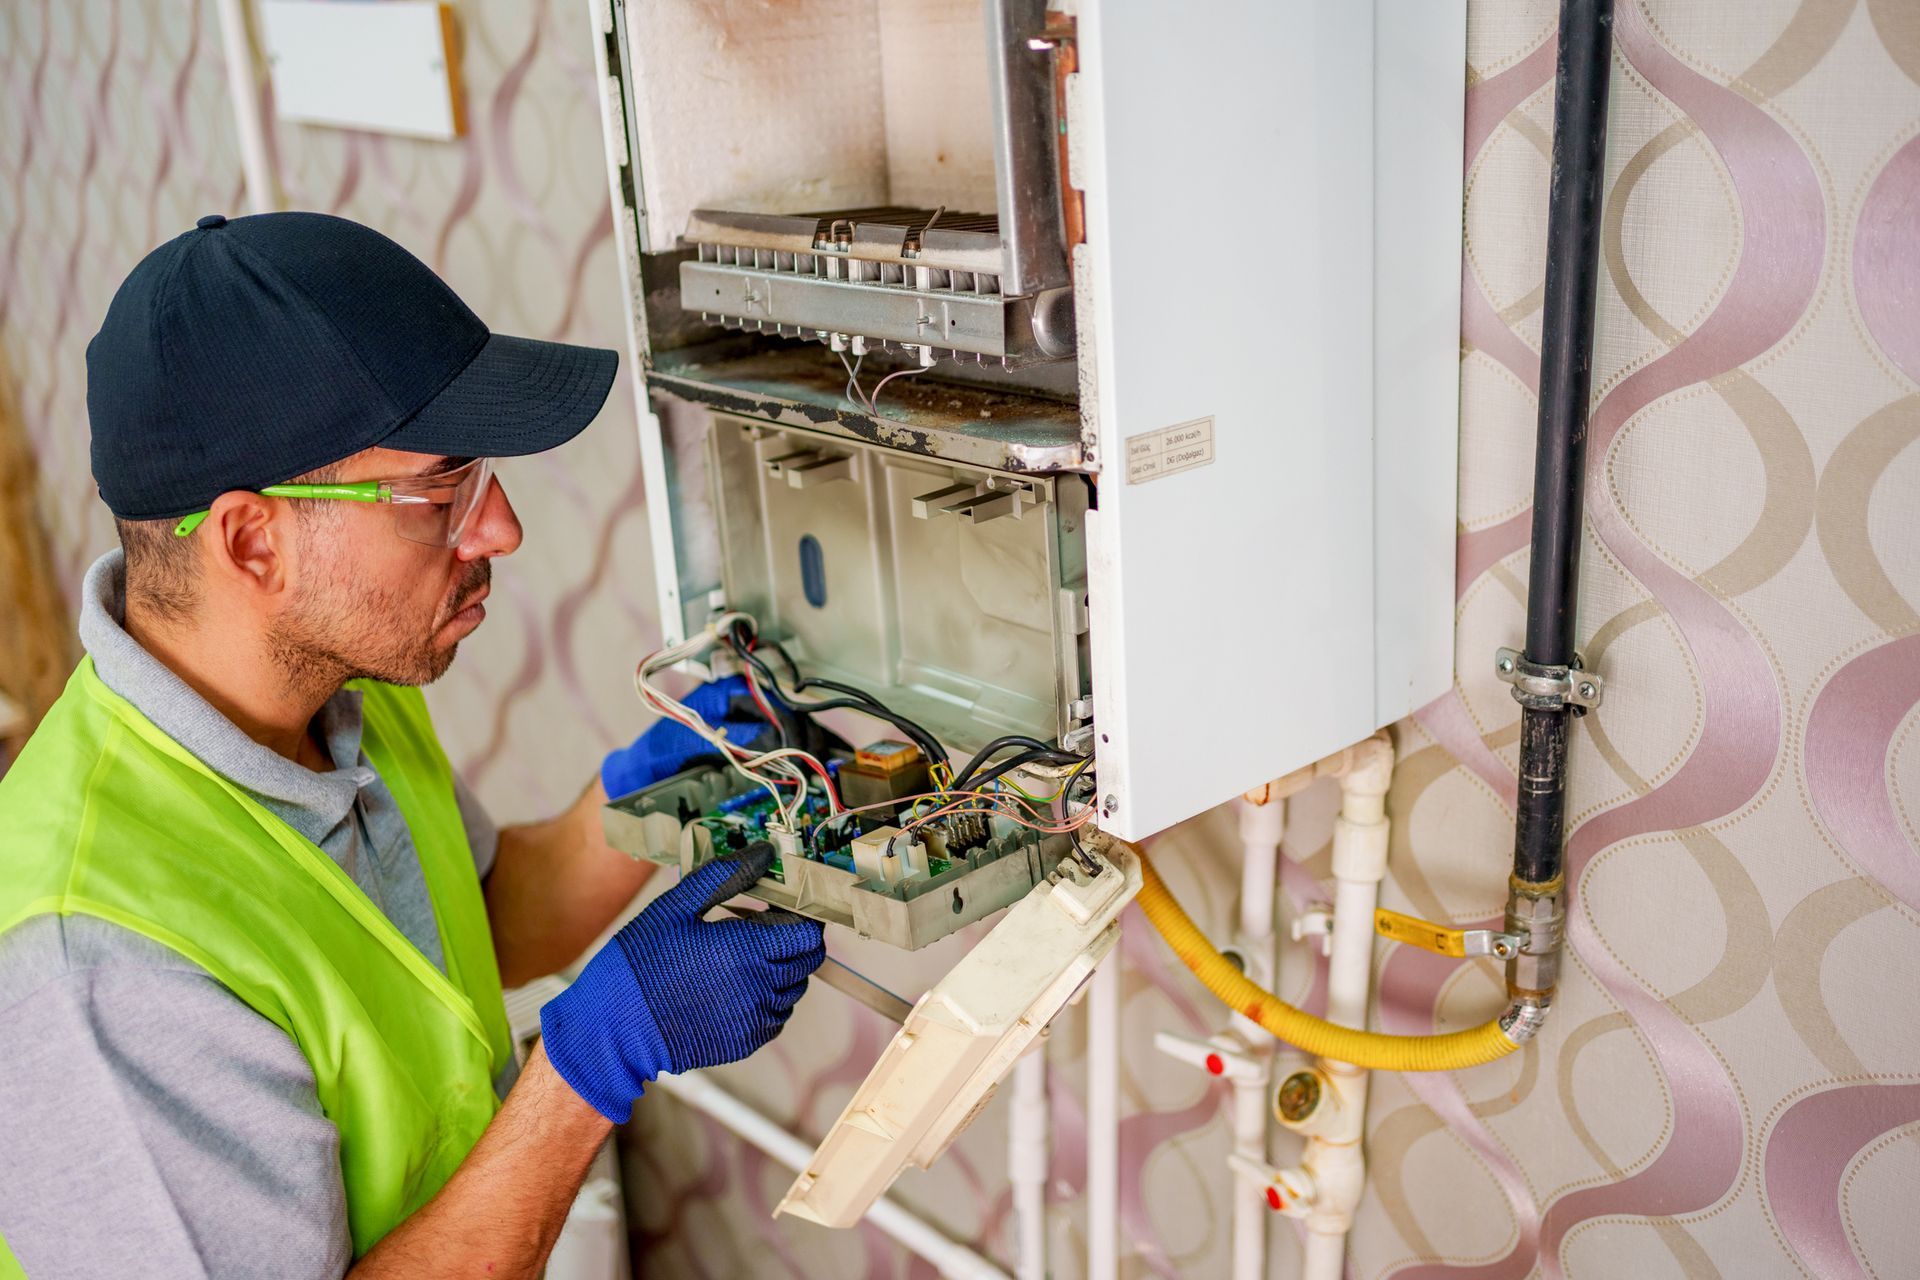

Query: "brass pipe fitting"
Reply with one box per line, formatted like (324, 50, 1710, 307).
(1503, 873, 1564, 1006)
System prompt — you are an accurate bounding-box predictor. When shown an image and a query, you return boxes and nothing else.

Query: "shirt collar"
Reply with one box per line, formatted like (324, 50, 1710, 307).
(79, 550, 377, 846)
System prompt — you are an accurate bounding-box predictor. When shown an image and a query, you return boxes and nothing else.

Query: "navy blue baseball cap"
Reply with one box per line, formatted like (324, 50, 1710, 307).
(87, 211, 619, 522)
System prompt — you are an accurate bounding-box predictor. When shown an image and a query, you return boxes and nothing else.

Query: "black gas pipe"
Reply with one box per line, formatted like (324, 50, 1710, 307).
(1502, 0, 1615, 1040)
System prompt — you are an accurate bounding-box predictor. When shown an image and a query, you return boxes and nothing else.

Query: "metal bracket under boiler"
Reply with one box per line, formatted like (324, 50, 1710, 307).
(1494, 647, 1603, 714)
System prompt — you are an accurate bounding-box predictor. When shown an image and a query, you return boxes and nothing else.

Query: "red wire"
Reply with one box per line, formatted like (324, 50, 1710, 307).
(641, 631, 852, 815)
(800, 757, 843, 810)
(742, 659, 782, 736)
(742, 651, 842, 810)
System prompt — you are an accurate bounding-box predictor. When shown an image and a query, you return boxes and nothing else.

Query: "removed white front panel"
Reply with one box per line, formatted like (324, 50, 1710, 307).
(1077, 0, 1464, 839)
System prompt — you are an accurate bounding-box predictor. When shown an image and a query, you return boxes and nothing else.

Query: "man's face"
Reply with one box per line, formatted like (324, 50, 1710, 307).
(270, 447, 522, 688)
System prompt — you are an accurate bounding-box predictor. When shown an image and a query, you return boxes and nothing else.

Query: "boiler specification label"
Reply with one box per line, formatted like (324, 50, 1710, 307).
(1125, 416, 1215, 484)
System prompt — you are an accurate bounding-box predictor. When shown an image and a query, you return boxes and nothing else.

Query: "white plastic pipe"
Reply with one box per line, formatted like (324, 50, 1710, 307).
(1301, 738, 1393, 1280)
(1325, 871, 1380, 1028)
(1087, 941, 1122, 1280)
(1236, 799, 1285, 965)
(1304, 1228, 1348, 1280)
(1009, 1050, 1049, 1280)
(650, 1071, 1011, 1280)
(214, 0, 278, 214)
(1229, 1066, 1271, 1280)
(1230, 796, 1285, 1280)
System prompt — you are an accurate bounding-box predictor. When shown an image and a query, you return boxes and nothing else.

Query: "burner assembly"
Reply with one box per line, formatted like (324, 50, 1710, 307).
(680, 206, 1073, 367)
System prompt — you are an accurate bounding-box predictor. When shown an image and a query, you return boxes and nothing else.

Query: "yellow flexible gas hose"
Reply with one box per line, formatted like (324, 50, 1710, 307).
(1131, 845, 1520, 1072)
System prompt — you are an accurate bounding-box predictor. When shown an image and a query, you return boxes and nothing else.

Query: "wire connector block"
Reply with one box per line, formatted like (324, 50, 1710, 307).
(1494, 647, 1603, 714)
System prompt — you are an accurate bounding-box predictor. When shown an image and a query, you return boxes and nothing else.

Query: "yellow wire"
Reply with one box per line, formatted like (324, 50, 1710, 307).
(1130, 845, 1521, 1072)
(993, 775, 1065, 803)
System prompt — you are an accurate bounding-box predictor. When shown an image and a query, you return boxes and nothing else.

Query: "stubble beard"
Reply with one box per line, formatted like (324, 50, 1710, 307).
(270, 556, 490, 699)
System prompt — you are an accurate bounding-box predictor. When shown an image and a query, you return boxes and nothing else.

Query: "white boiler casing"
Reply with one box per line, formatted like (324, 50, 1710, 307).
(592, 0, 1464, 841)
(1072, 0, 1465, 836)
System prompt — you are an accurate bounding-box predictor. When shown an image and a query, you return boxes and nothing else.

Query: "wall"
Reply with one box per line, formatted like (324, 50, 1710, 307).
(1359, 4, 1920, 1277)
(3, 2, 1919, 1278)
(0, 0, 649, 819)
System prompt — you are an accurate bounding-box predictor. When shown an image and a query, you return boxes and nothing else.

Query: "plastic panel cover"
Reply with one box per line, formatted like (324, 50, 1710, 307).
(776, 837, 1139, 1227)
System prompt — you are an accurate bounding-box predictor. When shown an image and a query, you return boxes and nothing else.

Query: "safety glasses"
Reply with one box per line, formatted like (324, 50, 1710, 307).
(172, 457, 496, 548)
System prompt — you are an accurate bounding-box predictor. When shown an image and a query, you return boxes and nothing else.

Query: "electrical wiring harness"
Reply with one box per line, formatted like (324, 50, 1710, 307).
(1129, 844, 1523, 1072)
(634, 612, 1098, 861)
(633, 613, 844, 825)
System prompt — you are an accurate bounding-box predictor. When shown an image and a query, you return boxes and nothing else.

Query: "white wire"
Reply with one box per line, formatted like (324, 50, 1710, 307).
(634, 676, 799, 813)
(735, 652, 805, 824)
(633, 612, 843, 825)
(867, 365, 927, 417)
(836, 350, 870, 413)
(752, 748, 842, 823)
(635, 613, 786, 811)
(737, 654, 844, 823)
(836, 351, 928, 418)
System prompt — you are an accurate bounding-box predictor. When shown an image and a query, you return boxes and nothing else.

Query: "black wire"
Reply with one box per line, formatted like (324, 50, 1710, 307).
(796, 699, 945, 770)
(734, 627, 946, 767)
(720, 630, 801, 750)
(951, 734, 1072, 791)
(1055, 753, 1100, 873)
(964, 747, 1085, 794)
(1067, 826, 1098, 875)
(728, 630, 789, 701)
(763, 639, 805, 686)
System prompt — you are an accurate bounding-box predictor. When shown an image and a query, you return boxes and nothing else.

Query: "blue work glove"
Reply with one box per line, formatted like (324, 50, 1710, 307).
(540, 842, 825, 1121)
(601, 676, 777, 799)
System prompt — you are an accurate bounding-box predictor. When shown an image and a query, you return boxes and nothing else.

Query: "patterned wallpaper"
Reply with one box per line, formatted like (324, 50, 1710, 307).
(3, 2, 1918, 1278)
(0, 0, 651, 821)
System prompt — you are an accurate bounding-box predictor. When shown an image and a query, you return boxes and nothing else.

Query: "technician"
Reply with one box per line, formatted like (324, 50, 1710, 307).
(0, 212, 822, 1278)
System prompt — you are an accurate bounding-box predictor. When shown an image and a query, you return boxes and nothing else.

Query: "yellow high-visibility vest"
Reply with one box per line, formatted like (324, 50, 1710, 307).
(0, 659, 512, 1269)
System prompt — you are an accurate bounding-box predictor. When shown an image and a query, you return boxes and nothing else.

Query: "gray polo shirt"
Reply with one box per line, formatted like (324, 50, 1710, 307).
(0, 551, 505, 1278)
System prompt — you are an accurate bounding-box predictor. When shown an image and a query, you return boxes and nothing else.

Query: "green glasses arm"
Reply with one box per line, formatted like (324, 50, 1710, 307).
(171, 482, 383, 537)
(260, 481, 384, 503)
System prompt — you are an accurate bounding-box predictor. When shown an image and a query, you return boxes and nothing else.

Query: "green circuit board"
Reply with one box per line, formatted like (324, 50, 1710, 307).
(601, 762, 1078, 948)
(693, 788, 955, 881)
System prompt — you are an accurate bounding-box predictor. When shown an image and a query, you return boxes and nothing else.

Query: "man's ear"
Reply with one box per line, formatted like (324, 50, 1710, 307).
(201, 491, 291, 596)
